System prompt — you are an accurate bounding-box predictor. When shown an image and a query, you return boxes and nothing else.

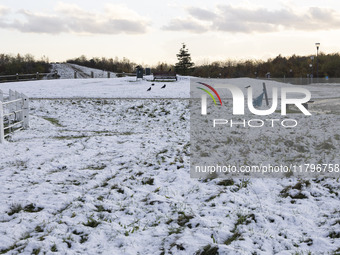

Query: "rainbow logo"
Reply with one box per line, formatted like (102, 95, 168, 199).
(197, 82, 222, 106)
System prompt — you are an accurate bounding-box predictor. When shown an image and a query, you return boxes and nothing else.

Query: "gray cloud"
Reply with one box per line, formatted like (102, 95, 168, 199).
(165, 5, 340, 33)
(6, 10, 68, 34)
(187, 7, 216, 21)
(163, 18, 208, 33)
(0, 4, 149, 35)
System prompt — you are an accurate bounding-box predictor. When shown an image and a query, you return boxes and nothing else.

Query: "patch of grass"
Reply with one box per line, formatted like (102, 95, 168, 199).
(200, 152, 210, 157)
(43, 117, 63, 127)
(224, 213, 255, 245)
(301, 238, 313, 246)
(111, 185, 124, 194)
(87, 164, 107, 170)
(119, 131, 134, 136)
(217, 179, 234, 186)
(124, 226, 140, 236)
(205, 194, 218, 202)
(35, 225, 44, 233)
(233, 178, 251, 191)
(236, 213, 256, 226)
(316, 139, 335, 150)
(71, 180, 81, 186)
(51, 244, 58, 252)
(80, 235, 89, 244)
(95, 205, 112, 213)
(83, 217, 100, 228)
(169, 242, 185, 251)
(328, 231, 340, 239)
(0, 244, 18, 254)
(21, 232, 31, 240)
(63, 235, 74, 249)
(195, 244, 219, 255)
(224, 231, 242, 245)
(101, 181, 109, 187)
(72, 230, 89, 244)
(32, 248, 41, 255)
(168, 227, 183, 235)
(280, 180, 310, 199)
(53, 135, 88, 140)
(142, 177, 154, 185)
(177, 212, 194, 227)
(323, 184, 339, 196)
(292, 193, 308, 199)
(7, 203, 23, 216)
(23, 203, 44, 213)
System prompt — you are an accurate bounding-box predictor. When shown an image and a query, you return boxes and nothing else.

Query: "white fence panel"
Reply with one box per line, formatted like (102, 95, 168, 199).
(0, 90, 29, 143)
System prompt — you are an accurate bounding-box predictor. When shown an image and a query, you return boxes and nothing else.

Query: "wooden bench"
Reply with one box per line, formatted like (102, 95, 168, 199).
(153, 72, 177, 81)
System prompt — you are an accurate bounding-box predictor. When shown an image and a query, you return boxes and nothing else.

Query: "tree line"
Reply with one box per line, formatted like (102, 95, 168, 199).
(65, 46, 340, 78)
(190, 53, 340, 78)
(0, 54, 50, 75)
(66, 55, 136, 74)
(1, 51, 340, 78)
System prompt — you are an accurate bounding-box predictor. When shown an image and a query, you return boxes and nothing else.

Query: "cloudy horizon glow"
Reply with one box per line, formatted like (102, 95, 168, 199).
(1, 0, 340, 65)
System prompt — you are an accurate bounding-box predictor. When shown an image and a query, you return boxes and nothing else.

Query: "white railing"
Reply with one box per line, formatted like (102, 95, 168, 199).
(0, 89, 29, 143)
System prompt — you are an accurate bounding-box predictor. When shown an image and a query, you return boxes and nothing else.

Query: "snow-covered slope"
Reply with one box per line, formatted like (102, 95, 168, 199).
(51, 63, 116, 79)
(0, 77, 339, 254)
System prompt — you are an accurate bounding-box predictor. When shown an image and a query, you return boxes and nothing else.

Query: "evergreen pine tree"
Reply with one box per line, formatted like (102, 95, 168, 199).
(175, 43, 194, 75)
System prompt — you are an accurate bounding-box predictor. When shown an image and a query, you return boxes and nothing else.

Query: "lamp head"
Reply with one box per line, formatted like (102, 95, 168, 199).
(315, 42, 320, 50)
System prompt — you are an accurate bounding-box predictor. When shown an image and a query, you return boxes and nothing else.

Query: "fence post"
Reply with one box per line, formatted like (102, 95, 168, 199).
(36, 72, 39, 80)
(16, 73, 19, 81)
(9, 90, 15, 121)
(15, 91, 22, 122)
(74, 71, 77, 79)
(91, 71, 94, 78)
(0, 102, 4, 143)
(22, 93, 29, 129)
(107, 72, 110, 78)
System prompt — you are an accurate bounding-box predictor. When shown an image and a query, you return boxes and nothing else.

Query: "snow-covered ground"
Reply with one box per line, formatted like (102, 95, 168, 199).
(0, 76, 189, 99)
(0, 76, 339, 254)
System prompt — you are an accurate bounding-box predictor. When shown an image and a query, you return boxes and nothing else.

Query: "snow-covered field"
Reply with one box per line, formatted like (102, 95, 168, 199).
(0, 76, 189, 99)
(0, 75, 339, 254)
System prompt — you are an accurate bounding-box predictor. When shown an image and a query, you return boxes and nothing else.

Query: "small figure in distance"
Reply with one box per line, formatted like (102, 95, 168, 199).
(147, 87, 151, 91)
(161, 84, 166, 89)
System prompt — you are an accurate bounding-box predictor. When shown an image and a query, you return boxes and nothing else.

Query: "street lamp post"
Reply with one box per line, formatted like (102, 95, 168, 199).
(315, 43, 320, 80)
(310, 56, 314, 84)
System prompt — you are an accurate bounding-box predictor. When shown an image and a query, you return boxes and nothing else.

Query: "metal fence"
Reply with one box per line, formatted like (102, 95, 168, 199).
(0, 72, 58, 83)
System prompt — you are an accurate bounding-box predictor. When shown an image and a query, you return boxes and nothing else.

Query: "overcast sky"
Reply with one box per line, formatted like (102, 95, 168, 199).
(1, 0, 340, 65)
